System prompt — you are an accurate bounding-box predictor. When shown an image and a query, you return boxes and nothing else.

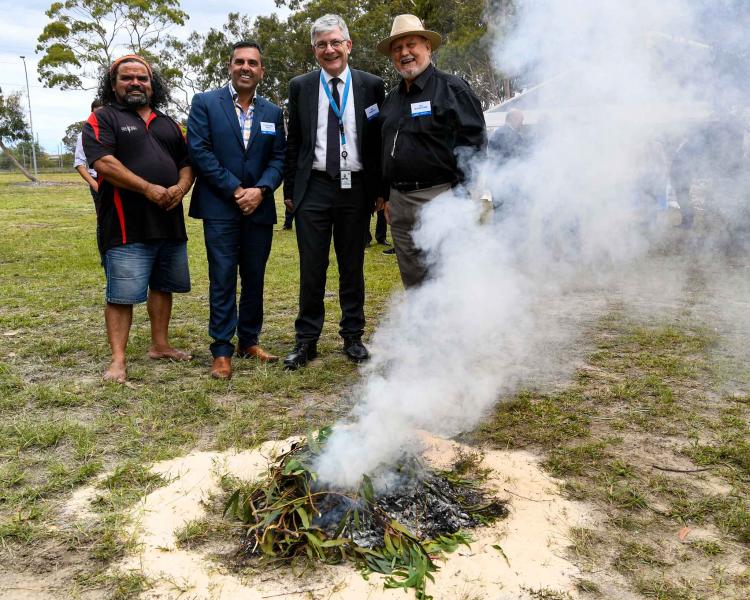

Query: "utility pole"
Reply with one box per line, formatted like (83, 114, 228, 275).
(19, 55, 38, 179)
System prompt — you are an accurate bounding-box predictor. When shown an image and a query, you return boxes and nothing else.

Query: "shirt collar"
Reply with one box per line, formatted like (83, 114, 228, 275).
(321, 65, 350, 85)
(228, 82, 256, 106)
(400, 63, 435, 93)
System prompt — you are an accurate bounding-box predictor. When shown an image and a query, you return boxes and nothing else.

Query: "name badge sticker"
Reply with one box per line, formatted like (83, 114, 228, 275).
(260, 122, 276, 135)
(411, 101, 432, 117)
(365, 103, 379, 120)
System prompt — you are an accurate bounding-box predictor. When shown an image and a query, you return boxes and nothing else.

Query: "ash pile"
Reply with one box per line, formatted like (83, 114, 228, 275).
(314, 458, 508, 549)
(226, 429, 507, 597)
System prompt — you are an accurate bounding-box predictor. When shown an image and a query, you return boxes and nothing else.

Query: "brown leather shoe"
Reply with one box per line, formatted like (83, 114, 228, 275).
(237, 344, 279, 363)
(210, 356, 232, 379)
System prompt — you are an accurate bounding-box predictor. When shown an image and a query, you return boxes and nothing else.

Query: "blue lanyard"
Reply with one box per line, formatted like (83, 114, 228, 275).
(320, 69, 351, 146)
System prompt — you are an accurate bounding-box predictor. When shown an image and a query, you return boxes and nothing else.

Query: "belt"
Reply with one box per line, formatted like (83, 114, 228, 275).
(391, 179, 455, 192)
(311, 169, 364, 181)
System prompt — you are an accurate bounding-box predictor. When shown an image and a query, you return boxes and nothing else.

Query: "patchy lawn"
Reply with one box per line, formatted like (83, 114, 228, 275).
(472, 300, 750, 598)
(1, 172, 749, 599)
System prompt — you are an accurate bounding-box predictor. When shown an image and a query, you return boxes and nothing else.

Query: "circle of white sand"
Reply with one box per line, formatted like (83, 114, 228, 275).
(66, 435, 591, 599)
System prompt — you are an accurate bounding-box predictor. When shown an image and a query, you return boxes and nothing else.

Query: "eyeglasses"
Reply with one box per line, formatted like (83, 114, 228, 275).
(314, 39, 348, 51)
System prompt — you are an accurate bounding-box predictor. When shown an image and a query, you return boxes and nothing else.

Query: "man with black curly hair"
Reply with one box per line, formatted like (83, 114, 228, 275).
(83, 55, 194, 384)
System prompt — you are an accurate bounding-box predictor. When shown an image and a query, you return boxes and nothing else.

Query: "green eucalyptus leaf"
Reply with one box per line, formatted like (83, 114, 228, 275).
(361, 474, 375, 504)
(296, 506, 310, 529)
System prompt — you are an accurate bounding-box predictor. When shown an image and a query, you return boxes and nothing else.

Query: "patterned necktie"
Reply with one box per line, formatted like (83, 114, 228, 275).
(326, 77, 341, 178)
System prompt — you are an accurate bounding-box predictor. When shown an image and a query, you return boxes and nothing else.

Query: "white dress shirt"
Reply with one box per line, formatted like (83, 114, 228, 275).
(313, 66, 362, 172)
(74, 132, 97, 178)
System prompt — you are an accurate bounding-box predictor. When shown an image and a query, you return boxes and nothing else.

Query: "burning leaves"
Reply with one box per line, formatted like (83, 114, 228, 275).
(224, 428, 507, 599)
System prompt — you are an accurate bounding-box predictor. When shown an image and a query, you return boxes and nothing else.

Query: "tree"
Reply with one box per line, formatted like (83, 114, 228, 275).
(161, 1, 418, 111)
(62, 120, 85, 154)
(207, 0, 416, 105)
(37, 0, 514, 118)
(162, 12, 255, 115)
(0, 88, 38, 182)
(267, 0, 415, 95)
(250, 0, 512, 107)
(36, 0, 188, 91)
(416, 0, 517, 108)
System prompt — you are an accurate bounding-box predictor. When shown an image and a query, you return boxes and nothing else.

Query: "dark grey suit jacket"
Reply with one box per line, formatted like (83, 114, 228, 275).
(283, 68, 385, 211)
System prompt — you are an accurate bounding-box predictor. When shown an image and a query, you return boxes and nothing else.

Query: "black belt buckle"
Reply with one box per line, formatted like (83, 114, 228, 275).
(313, 170, 362, 181)
(395, 181, 430, 192)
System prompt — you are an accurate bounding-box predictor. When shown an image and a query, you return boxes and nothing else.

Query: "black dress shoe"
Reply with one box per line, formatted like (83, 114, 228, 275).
(383, 247, 396, 255)
(343, 338, 370, 363)
(283, 342, 317, 370)
(377, 239, 391, 246)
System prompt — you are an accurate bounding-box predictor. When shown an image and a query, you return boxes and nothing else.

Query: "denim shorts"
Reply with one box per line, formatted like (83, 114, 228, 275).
(104, 241, 190, 304)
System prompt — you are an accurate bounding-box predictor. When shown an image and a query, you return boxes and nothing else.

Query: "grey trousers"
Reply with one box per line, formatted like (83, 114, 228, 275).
(388, 183, 452, 288)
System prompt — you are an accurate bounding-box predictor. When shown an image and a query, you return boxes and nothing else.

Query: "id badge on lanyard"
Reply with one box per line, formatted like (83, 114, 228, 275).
(340, 170, 352, 189)
(322, 70, 353, 189)
(341, 127, 351, 189)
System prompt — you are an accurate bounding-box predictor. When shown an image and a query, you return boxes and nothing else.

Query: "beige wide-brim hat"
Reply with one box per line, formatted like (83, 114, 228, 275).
(377, 14, 442, 56)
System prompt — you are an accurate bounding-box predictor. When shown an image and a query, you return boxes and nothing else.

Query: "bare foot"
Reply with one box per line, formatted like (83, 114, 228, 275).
(148, 346, 193, 361)
(103, 360, 127, 384)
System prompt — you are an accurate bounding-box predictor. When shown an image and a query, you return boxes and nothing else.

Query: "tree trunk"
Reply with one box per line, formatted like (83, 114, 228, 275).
(0, 140, 39, 183)
(503, 78, 512, 101)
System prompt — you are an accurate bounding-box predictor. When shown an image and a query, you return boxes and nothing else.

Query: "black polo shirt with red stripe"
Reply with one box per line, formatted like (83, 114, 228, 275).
(82, 102, 190, 253)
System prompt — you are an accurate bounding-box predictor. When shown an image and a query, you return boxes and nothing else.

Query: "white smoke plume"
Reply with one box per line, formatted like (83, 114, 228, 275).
(315, 0, 750, 488)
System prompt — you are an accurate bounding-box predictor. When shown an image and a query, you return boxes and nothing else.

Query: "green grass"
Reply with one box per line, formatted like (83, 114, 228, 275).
(473, 312, 750, 598)
(2, 172, 750, 599)
(174, 515, 234, 549)
(0, 172, 402, 596)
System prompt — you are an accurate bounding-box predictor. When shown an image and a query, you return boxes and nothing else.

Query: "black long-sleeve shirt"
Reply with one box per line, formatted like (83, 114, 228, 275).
(380, 64, 486, 188)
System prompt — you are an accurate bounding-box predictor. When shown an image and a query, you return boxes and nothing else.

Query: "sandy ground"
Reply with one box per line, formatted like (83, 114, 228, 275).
(61, 435, 592, 600)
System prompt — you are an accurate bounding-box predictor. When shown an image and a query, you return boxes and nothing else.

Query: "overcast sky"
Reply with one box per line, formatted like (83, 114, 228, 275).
(0, 0, 285, 152)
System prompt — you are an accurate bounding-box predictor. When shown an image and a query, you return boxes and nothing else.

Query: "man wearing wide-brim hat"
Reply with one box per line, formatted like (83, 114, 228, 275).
(378, 14, 486, 288)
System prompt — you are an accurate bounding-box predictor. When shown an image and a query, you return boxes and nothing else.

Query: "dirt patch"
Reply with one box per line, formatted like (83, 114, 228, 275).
(11, 181, 79, 188)
(0, 542, 99, 600)
(64, 436, 592, 600)
(2, 568, 81, 600)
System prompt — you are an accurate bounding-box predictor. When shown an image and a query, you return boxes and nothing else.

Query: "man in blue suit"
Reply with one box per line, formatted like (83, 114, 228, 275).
(188, 41, 286, 379)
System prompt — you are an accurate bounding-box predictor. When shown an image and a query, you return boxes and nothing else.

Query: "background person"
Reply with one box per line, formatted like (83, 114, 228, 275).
(282, 207, 294, 230)
(75, 98, 105, 256)
(670, 116, 745, 230)
(488, 108, 527, 214)
(488, 108, 526, 163)
(74, 98, 104, 206)
(366, 208, 390, 248)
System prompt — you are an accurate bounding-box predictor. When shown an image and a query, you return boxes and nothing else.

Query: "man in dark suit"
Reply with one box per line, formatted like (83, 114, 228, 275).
(282, 14, 385, 370)
(188, 41, 286, 379)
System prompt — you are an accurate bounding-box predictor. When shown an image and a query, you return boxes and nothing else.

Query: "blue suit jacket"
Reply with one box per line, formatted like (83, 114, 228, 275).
(187, 86, 286, 223)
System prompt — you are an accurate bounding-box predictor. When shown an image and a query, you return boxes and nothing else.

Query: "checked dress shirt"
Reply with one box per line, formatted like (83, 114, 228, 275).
(229, 82, 255, 149)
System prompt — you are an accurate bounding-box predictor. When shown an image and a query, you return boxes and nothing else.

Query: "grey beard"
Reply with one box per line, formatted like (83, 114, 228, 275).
(396, 62, 428, 81)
